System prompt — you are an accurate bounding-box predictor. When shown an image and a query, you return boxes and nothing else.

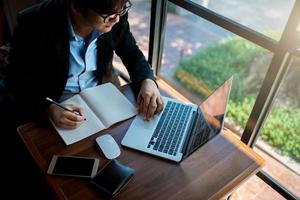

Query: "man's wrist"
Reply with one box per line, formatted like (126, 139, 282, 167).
(142, 78, 159, 88)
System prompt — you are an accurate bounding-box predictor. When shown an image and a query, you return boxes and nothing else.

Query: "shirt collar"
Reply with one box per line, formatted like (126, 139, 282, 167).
(67, 12, 102, 43)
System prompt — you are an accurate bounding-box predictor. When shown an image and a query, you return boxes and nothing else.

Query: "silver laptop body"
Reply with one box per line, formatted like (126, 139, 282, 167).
(121, 77, 232, 162)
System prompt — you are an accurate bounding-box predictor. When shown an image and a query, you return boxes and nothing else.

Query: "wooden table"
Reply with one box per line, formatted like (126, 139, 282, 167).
(18, 84, 264, 200)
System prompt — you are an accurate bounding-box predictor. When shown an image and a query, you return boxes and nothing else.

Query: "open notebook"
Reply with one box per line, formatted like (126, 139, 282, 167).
(50, 83, 137, 145)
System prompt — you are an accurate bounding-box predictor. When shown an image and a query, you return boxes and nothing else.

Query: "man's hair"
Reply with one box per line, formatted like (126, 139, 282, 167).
(70, 0, 128, 15)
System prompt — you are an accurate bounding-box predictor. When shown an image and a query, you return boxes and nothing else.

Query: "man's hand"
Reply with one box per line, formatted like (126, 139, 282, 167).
(46, 103, 85, 129)
(137, 79, 164, 121)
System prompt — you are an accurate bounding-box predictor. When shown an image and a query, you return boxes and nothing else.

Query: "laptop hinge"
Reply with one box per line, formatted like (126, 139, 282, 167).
(181, 108, 199, 159)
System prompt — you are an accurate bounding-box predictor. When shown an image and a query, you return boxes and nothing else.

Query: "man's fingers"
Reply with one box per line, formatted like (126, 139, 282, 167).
(155, 97, 164, 114)
(58, 117, 83, 129)
(64, 111, 77, 120)
(145, 96, 157, 120)
(59, 109, 84, 129)
(48, 103, 85, 129)
(137, 93, 142, 105)
(67, 105, 85, 118)
(137, 94, 143, 114)
(136, 79, 164, 120)
(142, 93, 151, 118)
(75, 107, 84, 117)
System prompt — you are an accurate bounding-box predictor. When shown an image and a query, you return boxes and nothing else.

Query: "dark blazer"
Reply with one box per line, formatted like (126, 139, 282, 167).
(4, 0, 154, 123)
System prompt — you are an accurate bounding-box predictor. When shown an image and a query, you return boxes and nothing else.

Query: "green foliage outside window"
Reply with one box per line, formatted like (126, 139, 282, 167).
(175, 36, 266, 101)
(174, 36, 300, 161)
(227, 97, 300, 161)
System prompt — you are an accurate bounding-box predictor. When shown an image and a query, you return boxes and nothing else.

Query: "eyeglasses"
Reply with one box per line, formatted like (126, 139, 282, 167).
(95, 1, 132, 23)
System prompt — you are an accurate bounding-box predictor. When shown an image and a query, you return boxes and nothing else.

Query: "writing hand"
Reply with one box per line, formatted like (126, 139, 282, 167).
(137, 79, 164, 121)
(47, 103, 85, 129)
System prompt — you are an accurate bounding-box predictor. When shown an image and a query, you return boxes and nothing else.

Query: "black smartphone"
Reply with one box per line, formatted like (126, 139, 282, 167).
(47, 155, 99, 178)
(90, 159, 134, 197)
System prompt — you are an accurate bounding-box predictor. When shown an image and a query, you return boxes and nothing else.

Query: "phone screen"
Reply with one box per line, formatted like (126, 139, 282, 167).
(48, 155, 99, 177)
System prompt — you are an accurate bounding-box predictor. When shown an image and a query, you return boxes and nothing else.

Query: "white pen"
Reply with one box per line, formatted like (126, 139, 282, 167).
(46, 97, 86, 120)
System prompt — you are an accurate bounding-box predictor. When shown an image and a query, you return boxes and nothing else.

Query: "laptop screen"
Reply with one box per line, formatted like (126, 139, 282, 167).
(184, 77, 232, 157)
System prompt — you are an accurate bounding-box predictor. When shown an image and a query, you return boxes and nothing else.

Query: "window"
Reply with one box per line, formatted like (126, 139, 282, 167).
(128, 0, 151, 58)
(149, 0, 300, 199)
(113, 0, 151, 84)
(255, 56, 300, 196)
(189, 0, 295, 40)
(159, 4, 274, 137)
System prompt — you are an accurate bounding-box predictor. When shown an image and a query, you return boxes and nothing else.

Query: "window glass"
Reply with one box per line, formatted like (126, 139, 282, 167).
(113, 0, 151, 83)
(127, 0, 151, 58)
(160, 3, 273, 138)
(256, 56, 300, 197)
(188, 0, 295, 40)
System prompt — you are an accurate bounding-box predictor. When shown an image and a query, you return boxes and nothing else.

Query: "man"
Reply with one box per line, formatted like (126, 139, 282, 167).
(4, 0, 164, 128)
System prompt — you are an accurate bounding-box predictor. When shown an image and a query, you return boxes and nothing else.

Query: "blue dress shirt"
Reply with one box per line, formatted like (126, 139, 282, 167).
(60, 14, 102, 101)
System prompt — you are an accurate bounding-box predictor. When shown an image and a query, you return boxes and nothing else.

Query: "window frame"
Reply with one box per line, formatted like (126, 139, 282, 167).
(148, 0, 300, 199)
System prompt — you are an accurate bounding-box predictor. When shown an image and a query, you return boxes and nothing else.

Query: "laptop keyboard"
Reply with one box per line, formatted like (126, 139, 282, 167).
(147, 101, 192, 156)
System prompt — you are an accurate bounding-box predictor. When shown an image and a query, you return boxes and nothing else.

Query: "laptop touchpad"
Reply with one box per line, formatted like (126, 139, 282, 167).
(133, 114, 160, 130)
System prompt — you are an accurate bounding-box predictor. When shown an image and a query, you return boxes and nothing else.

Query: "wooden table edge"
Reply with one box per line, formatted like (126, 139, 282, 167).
(209, 130, 265, 200)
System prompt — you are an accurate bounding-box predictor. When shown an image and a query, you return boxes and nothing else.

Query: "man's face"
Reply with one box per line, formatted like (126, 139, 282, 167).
(82, 10, 120, 33)
(82, 1, 131, 33)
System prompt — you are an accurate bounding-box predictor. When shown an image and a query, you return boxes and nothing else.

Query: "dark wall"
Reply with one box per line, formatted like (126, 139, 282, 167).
(2, 0, 43, 36)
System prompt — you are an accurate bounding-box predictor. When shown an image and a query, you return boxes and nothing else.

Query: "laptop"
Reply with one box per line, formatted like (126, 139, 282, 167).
(121, 76, 232, 162)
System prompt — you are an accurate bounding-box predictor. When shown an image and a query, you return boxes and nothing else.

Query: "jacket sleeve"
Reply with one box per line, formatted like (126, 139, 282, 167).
(114, 14, 156, 87)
